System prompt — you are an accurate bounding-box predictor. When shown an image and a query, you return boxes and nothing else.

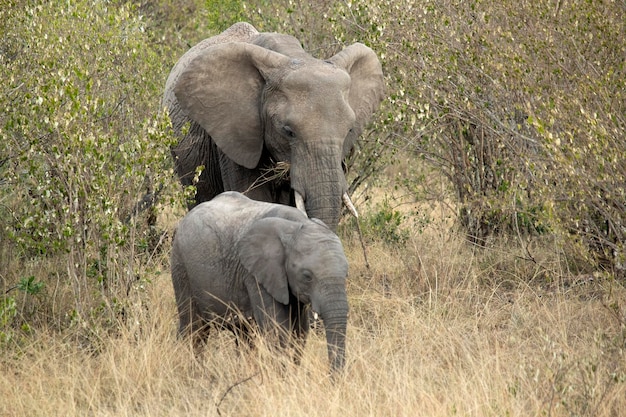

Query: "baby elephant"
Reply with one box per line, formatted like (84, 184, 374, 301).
(170, 191, 349, 372)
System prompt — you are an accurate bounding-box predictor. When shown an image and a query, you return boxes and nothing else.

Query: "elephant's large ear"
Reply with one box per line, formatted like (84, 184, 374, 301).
(236, 218, 300, 305)
(174, 43, 290, 169)
(329, 43, 385, 156)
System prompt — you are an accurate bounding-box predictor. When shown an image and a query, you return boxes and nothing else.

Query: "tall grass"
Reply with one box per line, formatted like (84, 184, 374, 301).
(2, 214, 624, 417)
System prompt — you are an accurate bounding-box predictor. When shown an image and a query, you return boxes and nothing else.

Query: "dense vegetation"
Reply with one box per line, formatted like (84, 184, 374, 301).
(1, 1, 625, 415)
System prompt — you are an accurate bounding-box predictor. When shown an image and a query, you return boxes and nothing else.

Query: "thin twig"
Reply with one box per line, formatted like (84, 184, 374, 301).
(244, 161, 290, 194)
(216, 372, 260, 417)
(513, 195, 538, 265)
(354, 217, 370, 270)
(4, 285, 18, 295)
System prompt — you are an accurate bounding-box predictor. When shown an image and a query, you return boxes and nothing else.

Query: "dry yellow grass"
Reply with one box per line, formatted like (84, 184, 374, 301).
(1, 212, 625, 417)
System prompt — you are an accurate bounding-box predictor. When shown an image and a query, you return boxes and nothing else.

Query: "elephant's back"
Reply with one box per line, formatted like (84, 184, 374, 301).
(210, 191, 307, 223)
(172, 204, 222, 263)
(175, 191, 308, 243)
(201, 191, 274, 223)
(176, 192, 261, 237)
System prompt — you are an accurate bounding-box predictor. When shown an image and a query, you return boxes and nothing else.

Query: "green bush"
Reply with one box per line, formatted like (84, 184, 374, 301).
(362, 199, 409, 245)
(0, 1, 178, 325)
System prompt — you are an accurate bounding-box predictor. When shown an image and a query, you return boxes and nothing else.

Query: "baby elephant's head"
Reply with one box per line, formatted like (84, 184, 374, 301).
(237, 217, 349, 372)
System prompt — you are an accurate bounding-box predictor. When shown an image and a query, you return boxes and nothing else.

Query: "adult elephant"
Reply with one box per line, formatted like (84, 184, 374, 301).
(171, 191, 349, 372)
(163, 22, 384, 230)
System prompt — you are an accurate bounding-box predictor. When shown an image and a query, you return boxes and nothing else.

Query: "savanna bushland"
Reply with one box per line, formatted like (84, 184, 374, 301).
(1, 1, 625, 416)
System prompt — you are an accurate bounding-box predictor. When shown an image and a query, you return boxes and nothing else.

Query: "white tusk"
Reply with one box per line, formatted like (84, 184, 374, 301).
(343, 192, 358, 218)
(295, 191, 307, 216)
(313, 311, 319, 320)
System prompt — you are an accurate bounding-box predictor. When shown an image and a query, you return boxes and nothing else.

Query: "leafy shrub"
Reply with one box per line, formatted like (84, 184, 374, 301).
(0, 275, 45, 344)
(0, 296, 17, 344)
(0, 1, 178, 323)
(363, 199, 409, 245)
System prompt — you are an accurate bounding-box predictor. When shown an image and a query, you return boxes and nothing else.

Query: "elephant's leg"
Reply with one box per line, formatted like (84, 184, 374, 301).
(218, 155, 277, 202)
(191, 319, 212, 355)
(171, 256, 210, 352)
(171, 128, 224, 208)
(284, 301, 310, 365)
(225, 311, 256, 351)
(171, 257, 193, 337)
(180, 299, 210, 353)
(246, 283, 292, 347)
(193, 140, 224, 206)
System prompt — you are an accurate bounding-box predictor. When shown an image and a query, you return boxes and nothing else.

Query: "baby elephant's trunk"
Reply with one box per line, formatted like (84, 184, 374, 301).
(318, 285, 349, 373)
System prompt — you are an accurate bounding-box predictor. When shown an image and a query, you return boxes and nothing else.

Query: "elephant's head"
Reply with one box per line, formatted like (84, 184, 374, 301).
(237, 216, 349, 372)
(173, 34, 384, 230)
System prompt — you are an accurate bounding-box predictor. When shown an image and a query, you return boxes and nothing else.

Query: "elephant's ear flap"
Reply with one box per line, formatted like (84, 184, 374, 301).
(236, 218, 292, 305)
(329, 43, 385, 156)
(174, 43, 287, 169)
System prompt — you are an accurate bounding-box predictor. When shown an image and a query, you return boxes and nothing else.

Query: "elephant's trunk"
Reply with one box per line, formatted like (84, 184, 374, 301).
(292, 147, 346, 231)
(305, 188, 343, 231)
(324, 313, 347, 372)
(316, 284, 349, 373)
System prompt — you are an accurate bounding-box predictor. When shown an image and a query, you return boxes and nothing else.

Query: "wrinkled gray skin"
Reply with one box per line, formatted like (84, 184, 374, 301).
(163, 22, 384, 230)
(170, 191, 349, 372)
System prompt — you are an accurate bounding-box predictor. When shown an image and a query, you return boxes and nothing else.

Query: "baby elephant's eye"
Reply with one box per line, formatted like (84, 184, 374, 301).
(283, 125, 296, 139)
(301, 269, 313, 283)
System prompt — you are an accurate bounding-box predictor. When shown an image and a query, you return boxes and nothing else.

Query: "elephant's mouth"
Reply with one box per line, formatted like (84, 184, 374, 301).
(294, 190, 359, 218)
(262, 160, 359, 220)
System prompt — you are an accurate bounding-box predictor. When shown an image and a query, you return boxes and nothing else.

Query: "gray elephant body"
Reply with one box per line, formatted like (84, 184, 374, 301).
(164, 22, 384, 230)
(170, 191, 349, 371)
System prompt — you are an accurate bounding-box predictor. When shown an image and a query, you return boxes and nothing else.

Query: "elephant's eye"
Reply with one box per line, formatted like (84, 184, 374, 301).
(283, 125, 296, 139)
(301, 269, 313, 284)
